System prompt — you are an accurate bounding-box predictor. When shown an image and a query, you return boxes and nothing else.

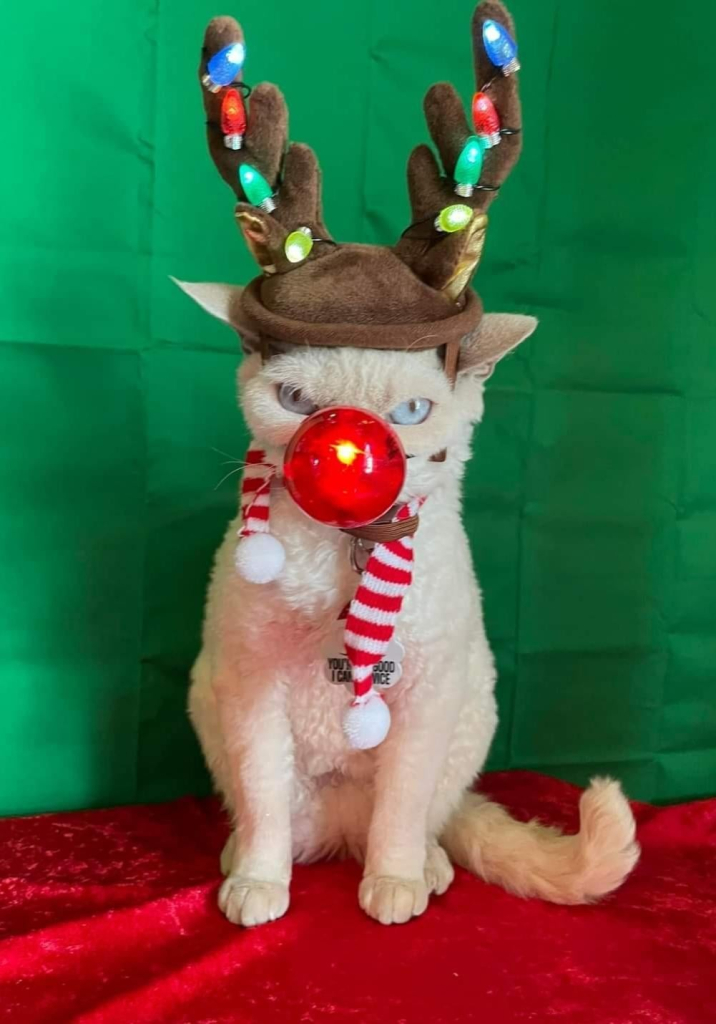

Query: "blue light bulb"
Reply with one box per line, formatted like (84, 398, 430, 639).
(482, 19, 520, 76)
(202, 42, 246, 92)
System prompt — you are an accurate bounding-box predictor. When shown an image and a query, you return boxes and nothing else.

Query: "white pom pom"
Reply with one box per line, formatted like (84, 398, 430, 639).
(235, 533, 285, 584)
(342, 691, 391, 750)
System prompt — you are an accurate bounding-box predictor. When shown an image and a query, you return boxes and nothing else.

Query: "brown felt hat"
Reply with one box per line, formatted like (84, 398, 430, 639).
(195, 2, 525, 381)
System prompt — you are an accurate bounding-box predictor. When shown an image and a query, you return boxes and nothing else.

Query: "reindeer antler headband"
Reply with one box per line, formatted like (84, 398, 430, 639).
(197, 2, 522, 380)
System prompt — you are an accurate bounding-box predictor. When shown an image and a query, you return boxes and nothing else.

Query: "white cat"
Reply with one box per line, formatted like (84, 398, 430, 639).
(178, 284, 639, 927)
(180, 0, 639, 927)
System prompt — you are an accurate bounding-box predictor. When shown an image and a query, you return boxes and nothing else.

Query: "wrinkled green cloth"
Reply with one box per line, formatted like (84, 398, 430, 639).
(1, 0, 715, 814)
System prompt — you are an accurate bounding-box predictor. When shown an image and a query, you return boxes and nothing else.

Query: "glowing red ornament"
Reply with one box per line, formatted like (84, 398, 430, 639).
(283, 407, 407, 529)
(472, 91, 501, 148)
(221, 88, 247, 150)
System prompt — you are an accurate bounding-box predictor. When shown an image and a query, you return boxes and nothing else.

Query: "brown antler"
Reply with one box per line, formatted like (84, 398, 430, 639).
(199, 17, 331, 273)
(395, 0, 522, 300)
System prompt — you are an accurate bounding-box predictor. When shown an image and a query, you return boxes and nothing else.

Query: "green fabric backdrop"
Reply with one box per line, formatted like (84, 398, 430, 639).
(2, 1, 715, 816)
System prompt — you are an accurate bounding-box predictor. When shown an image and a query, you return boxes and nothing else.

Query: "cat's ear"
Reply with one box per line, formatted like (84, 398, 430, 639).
(459, 313, 537, 379)
(170, 278, 243, 326)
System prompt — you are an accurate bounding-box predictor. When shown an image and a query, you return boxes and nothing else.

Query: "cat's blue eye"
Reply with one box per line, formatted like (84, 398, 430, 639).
(277, 384, 318, 416)
(387, 398, 433, 426)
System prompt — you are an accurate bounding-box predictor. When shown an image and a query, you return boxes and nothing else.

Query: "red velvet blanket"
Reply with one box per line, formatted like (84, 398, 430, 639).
(1, 772, 714, 1024)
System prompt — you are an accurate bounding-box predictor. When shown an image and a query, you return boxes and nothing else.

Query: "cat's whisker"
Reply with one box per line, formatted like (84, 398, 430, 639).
(211, 445, 244, 463)
(214, 466, 245, 491)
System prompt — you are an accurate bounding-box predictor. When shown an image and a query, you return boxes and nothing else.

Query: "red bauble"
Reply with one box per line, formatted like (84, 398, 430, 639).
(283, 407, 407, 529)
(471, 91, 501, 147)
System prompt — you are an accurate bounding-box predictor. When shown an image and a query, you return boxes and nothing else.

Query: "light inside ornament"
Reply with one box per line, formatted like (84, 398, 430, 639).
(435, 204, 473, 233)
(453, 136, 484, 197)
(482, 19, 520, 75)
(334, 440, 360, 466)
(203, 42, 246, 90)
(239, 163, 276, 211)
(283, 407, 407, 529)
(472, 91, 501, 148)
(284, 227, 313, 263)
(221, 88, 247, 149)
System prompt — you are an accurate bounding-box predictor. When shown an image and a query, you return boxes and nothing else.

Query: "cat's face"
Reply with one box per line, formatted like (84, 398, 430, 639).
(173, 277, 538, 496)
(239, 345, 486, 497)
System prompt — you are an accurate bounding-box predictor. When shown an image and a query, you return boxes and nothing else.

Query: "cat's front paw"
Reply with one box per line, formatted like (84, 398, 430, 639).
(424, 843, 454, 896)
(359, 874, 429, 925)
(218, 875, 289, 927)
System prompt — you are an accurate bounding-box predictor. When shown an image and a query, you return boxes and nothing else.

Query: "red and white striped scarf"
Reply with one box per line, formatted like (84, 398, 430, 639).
(343, 500, 420, 699)
(237, 442, 422, 748)
(239, 446, 273, 534)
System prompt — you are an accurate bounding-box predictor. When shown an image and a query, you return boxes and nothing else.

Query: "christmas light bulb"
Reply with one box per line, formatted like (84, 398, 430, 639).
(284, 227, 313, 263)
(239, 164, 276, 212)
(283, 407, 406, 529)
(202, 42, 246, 92)
(482, 19, 520, 75)
(453, 136, 484, 198)
(221, 88, 247, 150)
(435, 204, 473, 233)
(472, 92, 501, 148)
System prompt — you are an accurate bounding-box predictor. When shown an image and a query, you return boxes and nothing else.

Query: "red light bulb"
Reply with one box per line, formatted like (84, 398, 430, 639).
(472, 91, 501, 148)
(221, 88, 247, 150)
(283, 407, 407, 530)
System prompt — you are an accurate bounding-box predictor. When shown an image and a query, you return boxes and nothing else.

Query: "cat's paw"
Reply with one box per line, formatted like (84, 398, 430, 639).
(359, 874, 429, 925)
(218, 875, 289, 927)
(424, 843, 454, 896)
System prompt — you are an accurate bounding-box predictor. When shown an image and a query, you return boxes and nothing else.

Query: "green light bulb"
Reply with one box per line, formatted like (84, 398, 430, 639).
(453, 136, 484, 197)
(435, 204, 473, 233)
(284, 227, 314, 263)
(239, 164, 276, 212)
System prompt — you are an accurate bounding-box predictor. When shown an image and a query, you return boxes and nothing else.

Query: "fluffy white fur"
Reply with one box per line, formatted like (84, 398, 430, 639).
(185, 299, 640, 927)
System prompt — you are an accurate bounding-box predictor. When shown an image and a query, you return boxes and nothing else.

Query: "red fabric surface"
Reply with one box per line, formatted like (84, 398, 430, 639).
(1, 772, 715, 1024)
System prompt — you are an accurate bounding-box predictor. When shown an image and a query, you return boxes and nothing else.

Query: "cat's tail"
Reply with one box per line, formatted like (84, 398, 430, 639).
(441, 777, 639, 905)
